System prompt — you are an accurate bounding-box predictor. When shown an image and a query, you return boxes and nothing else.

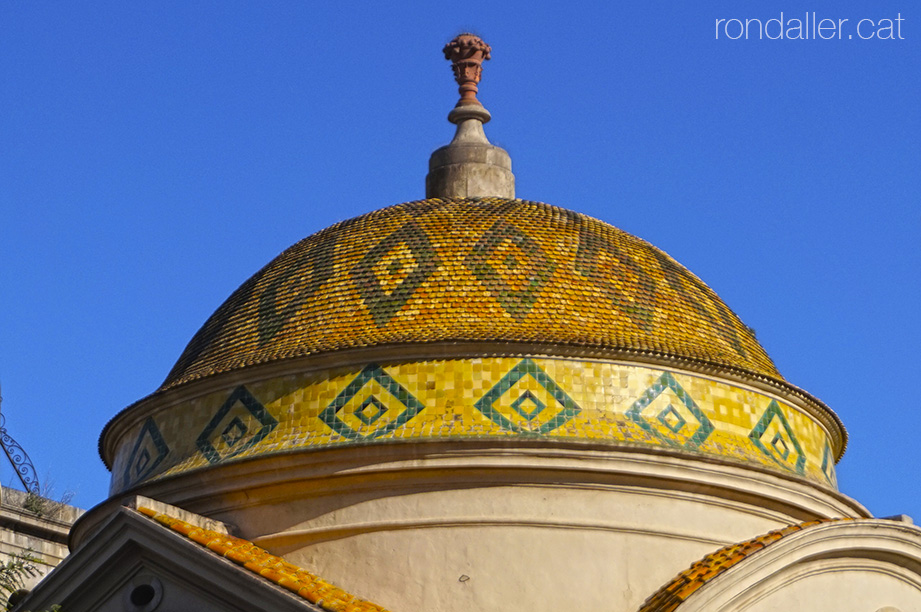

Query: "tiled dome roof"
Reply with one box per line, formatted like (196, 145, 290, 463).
(161, 198, 779, 391)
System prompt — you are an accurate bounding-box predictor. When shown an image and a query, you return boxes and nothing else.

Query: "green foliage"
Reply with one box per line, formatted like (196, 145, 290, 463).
(21, 495, 46, 518)
(0, 551, 42, 610)
(21, 480, 75, 520)
(0, 551, 62, 611)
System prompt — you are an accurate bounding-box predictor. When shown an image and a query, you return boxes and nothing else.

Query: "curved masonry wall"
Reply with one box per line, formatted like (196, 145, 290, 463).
(109, 356, 839, 494)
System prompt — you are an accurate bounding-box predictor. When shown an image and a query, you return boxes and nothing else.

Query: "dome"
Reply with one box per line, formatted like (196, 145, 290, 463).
(161, 197, 779, 391)
(98, 34, 844, 516)
(80, 37, 869, 612)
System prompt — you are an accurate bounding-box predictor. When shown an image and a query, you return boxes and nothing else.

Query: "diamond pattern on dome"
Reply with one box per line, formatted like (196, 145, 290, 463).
(160, 199, 781, 392)
(749, 400, 805, 475)
(575, 225, 656, 331)
(465, 219, 555, 320)
(627, 372, 713, 450)
(474, 358, 581, 435)
(657, 404, 687, 434)
(352, 221, 440, 326)
(107, 356, 843, 488)
(320, 364, 425, 440)
(510, 390, 547, 421)
(196, 385, 277, 465)
(122, 417, 169, 490)
(770, 432, 790, 460)
(354, 396, 388, 426)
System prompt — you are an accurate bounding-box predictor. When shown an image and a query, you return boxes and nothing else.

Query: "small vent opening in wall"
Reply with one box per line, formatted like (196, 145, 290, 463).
(130, 584, 156, 606)
(124, 575, 162, 612)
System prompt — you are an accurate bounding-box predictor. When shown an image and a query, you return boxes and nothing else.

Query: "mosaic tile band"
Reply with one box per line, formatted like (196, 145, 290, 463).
(111, 358, 837, 494)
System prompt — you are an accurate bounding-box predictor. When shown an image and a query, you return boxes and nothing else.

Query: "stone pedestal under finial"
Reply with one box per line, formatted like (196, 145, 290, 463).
(426, 34, 515, 199)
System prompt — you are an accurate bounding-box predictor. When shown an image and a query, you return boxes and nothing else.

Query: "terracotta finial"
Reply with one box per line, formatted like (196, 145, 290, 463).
(443, 34, 492, 107)
(428, 34, 513, 197)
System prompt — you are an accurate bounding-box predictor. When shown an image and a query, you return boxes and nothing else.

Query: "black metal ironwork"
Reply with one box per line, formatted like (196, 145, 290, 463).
(0, 413, 41, 495)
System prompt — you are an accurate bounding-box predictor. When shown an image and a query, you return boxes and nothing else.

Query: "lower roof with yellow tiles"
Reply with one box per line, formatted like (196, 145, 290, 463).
(161, 198, 779, 392)
(637, 518, 848, 612)
(138, 506, 389, 612)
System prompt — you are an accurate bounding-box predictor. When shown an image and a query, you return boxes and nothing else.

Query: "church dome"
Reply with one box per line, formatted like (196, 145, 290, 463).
(79, 37, 872, 612)
(99, 35, 845, 504)
(161, 197, 779, 391)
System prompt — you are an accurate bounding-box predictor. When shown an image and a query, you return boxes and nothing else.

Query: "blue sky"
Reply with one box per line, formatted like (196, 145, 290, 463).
(1, 2, 918, 516)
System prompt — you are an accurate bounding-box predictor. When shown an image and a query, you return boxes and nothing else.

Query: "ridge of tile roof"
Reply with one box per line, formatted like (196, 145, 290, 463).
(637, 518, 850, 612)
(137, 506, 390, 612)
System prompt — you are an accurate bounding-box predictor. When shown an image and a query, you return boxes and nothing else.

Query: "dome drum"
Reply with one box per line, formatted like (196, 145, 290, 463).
(105, 355, 841, 496)
(100, 198, 846, 497)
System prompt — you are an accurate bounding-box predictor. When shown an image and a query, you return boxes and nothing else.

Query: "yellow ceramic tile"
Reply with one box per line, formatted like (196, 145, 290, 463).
(112, 357, 837, 495)
(157, 199, 780, 395)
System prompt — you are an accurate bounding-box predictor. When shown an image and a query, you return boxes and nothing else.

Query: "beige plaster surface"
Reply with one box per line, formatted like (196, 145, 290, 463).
(75, 442, 871, 612)
(0, 488, 82, 590)
(675, 520, 921, 612)
(743, 563, 921, 612)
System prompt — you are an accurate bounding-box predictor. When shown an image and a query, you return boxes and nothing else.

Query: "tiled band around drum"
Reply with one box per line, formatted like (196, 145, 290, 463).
(112, 357, 837, 494)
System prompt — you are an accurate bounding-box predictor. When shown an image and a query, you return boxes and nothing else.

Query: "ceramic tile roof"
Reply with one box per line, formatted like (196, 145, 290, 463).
(137, 507, 389, 612)
(161, 198, 778, 391)
(638, 518, 848, 611)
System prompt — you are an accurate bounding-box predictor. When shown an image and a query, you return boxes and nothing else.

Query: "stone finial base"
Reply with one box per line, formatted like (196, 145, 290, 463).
(425, 142, 514, 199)
(426, 112, 515, 199)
